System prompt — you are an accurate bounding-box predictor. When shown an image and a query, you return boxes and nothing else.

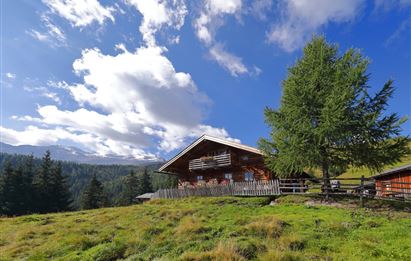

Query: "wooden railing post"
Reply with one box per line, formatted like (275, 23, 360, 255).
(360, 175, 364, 208)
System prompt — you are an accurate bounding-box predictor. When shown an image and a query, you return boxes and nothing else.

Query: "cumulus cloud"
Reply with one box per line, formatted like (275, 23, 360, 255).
(125, 0, 187, 46)
(1, 0, 244, 159)
(13, 41, 237, 157)
(194, 0, 257, 76)
(5, 73, 16, 79)
(267, 0, 364, 52)
(42, 0, 116, 27)
(6, 0, 240, 159)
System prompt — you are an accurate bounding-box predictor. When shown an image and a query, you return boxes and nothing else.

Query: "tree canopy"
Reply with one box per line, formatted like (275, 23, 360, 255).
(259, 36, 410, 183)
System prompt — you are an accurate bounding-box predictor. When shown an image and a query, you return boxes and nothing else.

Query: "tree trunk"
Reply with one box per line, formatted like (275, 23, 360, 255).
(322, 165, 330, 202)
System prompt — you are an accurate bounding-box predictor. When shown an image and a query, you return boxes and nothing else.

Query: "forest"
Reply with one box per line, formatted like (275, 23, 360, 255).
(0, 152, 177, 215)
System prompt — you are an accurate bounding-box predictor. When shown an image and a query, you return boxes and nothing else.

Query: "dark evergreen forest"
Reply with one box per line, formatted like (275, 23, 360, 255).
(0, 152, 177, 215)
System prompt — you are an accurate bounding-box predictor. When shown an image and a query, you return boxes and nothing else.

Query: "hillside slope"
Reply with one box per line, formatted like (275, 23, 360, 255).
(0, 196, 410, 261)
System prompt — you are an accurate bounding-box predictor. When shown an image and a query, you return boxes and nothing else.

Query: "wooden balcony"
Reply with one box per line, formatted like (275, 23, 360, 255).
(189, 153, 231, 170)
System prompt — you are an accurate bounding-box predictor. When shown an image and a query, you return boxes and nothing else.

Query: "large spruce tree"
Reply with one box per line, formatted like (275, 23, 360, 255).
(259, 37, 409, 196)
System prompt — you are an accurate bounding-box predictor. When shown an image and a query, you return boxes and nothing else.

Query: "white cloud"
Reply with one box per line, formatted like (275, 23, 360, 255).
(374, 0, 411, 12)
(28, 15, 66, 47)
(384, 18, 410, 47)
(194, 0, 257, 76)
(23, 85, 61, 104)
(250, 0, 273, 20)
(0, 125, 157, 160)
(5, 73, 16, 79)
(209, 43, 248, 76)
(125, 0, 187, 46)
(267, 0, 364, 52)
(6, 0, 239, 159)
(42, 0, 116, 27)
(14, 44, 237, 156)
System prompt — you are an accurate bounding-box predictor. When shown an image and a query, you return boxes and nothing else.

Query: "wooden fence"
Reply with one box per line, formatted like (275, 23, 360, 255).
(151, 177, 411, 203)
(152, 180, 280, 199)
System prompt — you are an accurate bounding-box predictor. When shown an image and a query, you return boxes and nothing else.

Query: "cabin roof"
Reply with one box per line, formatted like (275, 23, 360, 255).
(371, 163, 411, 179)
(136, 193, 154, 199)
(158, 134, 262, 172)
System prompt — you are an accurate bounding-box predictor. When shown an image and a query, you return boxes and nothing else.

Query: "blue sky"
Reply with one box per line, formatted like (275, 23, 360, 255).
(1, 0, 410, 160)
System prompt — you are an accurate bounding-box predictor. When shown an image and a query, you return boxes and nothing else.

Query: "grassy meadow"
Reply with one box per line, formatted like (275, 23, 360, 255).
(0, 196, 410, 261)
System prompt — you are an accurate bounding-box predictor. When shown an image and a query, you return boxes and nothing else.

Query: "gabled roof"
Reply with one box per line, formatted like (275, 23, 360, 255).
(158, 134, 262, 172)
(136, 193, 154, 199)
(371, 163, 411, 179)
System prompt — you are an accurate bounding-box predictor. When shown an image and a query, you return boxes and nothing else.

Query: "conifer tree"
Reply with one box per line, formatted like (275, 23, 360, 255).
(50, 162, 72, 212)
(81, 175, 108, 209)
(120, 170, 140, 205)
(0, 162, 17, 215)
(33, 150, 53, 213)
(22, 154, 35, 213)
(140, 168, 153, 194)
(259, 36, 410, 198)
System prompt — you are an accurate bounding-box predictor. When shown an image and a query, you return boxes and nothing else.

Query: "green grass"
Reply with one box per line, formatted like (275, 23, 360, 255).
(0, 196, 410, 261)
(340, 143, 411, 180)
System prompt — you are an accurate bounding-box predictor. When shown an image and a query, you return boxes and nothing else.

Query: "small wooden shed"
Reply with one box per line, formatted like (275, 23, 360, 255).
(371, 164, 411, 199)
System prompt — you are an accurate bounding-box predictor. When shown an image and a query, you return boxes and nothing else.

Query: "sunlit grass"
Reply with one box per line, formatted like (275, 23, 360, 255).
(0, 196, 410, 260)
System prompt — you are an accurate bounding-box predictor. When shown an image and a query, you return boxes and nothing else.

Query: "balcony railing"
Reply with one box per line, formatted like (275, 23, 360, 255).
(189, 153, 231, 170)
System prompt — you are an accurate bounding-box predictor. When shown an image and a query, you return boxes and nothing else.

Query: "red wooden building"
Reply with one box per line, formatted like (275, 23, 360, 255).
(371, 164, 411, 199)
(158, 135, 309, 188)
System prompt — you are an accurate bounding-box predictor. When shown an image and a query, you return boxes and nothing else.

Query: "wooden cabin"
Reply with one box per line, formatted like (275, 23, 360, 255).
(158, 135, 309, 188)
(371, 164, 411, 199)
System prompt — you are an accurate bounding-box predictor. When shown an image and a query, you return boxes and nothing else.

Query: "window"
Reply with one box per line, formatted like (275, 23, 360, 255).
(241, 155, 249, 161)
(197, 175, 203, 181)
(244, 172, 254, 181)
(224, 173, 233, 180)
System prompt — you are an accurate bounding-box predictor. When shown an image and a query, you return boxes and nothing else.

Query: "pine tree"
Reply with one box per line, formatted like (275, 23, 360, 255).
(22, 155, 35, 213)
(33, 150, 53, 213)
(0, 162, 16, 215)
(50, 162, 72, 212)
(81, 175, 108, 210)
(259, 36, 410, 199)
(120, 171, 140, 205)
(140, 168, 153, 194)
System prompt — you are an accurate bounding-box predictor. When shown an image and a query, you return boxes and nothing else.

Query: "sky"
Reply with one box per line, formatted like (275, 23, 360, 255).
(1, 0, 410, 161)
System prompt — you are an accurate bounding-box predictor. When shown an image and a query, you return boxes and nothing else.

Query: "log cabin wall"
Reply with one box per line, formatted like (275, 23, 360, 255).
(159, 136, 276, 188)
(375, 171, 411, 197)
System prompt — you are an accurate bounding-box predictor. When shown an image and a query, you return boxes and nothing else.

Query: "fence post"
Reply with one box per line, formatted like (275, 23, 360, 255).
(360, 175, 364, 208)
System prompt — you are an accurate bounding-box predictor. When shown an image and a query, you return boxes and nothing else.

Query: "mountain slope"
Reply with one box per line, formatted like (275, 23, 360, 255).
(0, 142, 159, 165)
(0, 196, 410, 261)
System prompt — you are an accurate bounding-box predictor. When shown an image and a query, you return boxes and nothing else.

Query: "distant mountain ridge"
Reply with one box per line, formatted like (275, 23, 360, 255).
(0, 142, 162, 165)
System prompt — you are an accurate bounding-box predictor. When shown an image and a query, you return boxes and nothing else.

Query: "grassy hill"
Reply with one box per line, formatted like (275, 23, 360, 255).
(0, 196, 410, 261)
(306, 143, 411, 180)
(340, 150, 411, 179)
